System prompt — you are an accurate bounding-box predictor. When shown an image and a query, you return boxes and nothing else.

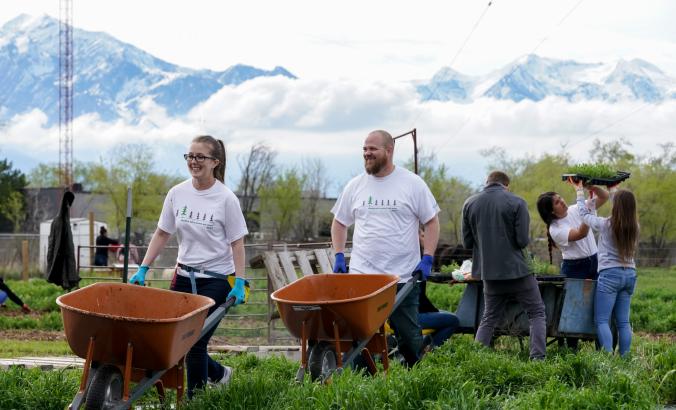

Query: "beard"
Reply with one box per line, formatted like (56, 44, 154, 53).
(364, 155, 387, 175)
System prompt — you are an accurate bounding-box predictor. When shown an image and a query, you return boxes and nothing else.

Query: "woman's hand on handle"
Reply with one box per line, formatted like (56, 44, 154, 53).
(129, 265, 149, 286)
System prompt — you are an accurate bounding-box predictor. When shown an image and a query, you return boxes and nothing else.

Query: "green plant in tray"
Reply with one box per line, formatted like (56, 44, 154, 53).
(566, 163, 616, 179)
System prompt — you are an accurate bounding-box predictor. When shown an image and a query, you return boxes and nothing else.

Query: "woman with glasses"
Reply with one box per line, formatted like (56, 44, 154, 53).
(129, 135, 248, 398)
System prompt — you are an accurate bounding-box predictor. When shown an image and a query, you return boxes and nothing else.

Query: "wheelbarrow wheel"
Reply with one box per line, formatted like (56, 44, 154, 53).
(308, 342, 337, 382)
(85, 364, 123, 410)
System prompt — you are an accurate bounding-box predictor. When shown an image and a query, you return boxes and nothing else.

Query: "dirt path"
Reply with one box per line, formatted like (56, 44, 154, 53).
(0, 329, 66, 341)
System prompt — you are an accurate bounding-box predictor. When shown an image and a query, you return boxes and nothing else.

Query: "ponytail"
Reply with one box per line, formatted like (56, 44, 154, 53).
(536, 192, 559, 264)
(192, 135, 226, 183)
(215, 139, 226, 183)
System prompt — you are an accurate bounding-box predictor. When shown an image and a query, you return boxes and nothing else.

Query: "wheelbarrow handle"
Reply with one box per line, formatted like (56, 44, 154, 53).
(391, 271, 422, 313)
(199, 296, 236, 340)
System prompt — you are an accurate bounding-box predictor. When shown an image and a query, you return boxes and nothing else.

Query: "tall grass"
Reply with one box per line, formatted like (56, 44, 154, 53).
(0, 335, 673, 409)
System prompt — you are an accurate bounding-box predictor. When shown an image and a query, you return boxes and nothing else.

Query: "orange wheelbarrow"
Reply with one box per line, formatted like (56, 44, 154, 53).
(57, 283, 235, 409)
(271, 273, 417, 382)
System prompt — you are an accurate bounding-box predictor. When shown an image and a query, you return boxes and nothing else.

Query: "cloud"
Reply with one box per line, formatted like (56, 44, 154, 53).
(2, 77, 675, 193)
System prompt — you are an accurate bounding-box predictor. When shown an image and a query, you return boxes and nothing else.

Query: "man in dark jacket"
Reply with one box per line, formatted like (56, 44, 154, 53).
(461, 171, 546, 360)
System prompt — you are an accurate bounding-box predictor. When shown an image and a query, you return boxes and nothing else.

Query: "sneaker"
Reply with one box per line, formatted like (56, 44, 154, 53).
(209, 366, 233, 387)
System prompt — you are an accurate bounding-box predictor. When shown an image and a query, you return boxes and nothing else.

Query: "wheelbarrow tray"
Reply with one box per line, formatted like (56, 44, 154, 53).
(271, 273, 399, 342)
(57, 283, 214, 370)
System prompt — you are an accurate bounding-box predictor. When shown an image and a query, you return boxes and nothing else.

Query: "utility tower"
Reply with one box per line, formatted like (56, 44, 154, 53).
(59, 0, 74, 187)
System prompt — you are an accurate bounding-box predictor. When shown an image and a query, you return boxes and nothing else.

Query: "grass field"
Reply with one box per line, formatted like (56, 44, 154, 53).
(0, 335, 673, 409)
(0, 267, 674, 408)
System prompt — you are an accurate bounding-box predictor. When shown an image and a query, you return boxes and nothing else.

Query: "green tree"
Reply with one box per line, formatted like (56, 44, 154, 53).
(0, 158, 28, 232)
(259, 169, 304, 240)
(81, 144, 182, 239)
(625, 143, 676, 249)
(405, 149, 474, 243)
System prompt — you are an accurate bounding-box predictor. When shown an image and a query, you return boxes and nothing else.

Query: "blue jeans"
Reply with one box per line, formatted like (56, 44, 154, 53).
(418, 311, 459, 347)
(594, 267, 636, 356)
(390, 282, 423, 367)
(171, 274, 231, 398)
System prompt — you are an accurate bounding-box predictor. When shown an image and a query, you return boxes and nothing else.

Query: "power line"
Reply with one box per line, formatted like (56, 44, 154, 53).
(409, 1, 495, 128)
(566, 102, 651, 150)
(432, 0, 588, 153)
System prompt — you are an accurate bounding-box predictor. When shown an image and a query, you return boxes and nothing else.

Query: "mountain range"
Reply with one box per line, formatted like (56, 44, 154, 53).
(0, 14, 296, 124)
(1, 14, 675, 125)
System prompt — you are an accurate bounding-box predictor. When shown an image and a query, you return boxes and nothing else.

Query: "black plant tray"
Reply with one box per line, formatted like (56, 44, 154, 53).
(561, 171, 631, 186)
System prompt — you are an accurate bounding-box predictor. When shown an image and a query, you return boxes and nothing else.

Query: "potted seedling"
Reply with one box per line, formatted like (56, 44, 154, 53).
(561, 163, 630, 186)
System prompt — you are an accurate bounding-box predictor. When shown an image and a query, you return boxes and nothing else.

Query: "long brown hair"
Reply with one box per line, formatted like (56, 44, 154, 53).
(536, 192, 558, 264)
(192, 135, 226, 183)
(611, 189, 639, 263)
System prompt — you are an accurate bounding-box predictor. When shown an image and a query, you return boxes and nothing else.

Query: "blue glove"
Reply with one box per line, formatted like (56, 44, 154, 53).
(227, 277, 246, 305)
(129, 265, 149, 286)
(414, 255, 434, 280)
(333, 252, 347, 273)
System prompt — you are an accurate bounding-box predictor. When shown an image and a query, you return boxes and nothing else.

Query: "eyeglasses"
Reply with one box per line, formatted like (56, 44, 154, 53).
(184, 154, 216, 162)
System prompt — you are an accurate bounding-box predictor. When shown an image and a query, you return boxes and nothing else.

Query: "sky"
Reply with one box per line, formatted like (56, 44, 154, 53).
(1, 0, 676, 194)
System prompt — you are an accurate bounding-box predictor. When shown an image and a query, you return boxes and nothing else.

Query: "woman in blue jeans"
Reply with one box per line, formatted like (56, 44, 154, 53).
(570, 179, 639, 356)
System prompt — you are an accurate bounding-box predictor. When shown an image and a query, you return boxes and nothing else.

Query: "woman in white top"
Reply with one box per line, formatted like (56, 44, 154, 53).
(571, 180, 639, 357)
(536, 185, 608, 349)
(130, 135, 248, 398)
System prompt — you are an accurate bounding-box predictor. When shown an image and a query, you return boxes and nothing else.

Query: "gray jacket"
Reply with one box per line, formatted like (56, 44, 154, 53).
(461, 183, 530, 280)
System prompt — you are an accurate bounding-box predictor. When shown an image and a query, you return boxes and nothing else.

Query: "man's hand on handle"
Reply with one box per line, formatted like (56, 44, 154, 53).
(129, 265, 149, 286)
(333, 252, 347, 273)
(414, 254, 434, 280)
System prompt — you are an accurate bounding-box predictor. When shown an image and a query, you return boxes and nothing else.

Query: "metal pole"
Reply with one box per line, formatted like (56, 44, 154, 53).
(394, 128, 419, 175)
(122, 187, 132, 283)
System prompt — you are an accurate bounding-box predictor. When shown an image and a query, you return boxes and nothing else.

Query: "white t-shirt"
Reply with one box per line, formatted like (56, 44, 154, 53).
(158, 179, 248, 278)
(549, 203, 597, 260)
(331, 166, 440, 281)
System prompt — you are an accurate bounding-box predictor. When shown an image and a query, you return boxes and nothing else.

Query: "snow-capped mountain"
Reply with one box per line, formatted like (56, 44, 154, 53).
(0, 14, 296, 124)
(418, 54, 676, 103)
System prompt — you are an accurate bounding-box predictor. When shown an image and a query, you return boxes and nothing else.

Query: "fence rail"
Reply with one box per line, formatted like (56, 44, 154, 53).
(1, 234, 674, 343)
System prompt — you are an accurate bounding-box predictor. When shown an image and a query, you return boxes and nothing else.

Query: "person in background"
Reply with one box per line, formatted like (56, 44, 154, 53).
(418, 280, 459, 348)
(129, 135, 248, 398)
(536, 184, 609, 350)
(0, 277, 31, 313)
(462, 171, 546, 360)
(569, 179, 639, 357)
(331, 129, 441, 368)
(417, 229, 458, 348)
(94, 226, 118, 266)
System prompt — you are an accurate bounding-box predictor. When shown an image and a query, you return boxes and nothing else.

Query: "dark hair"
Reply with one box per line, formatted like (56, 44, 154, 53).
(611, 189, 639, 263)
(192, 135, 226, 183)
(486, 170, 510, 186)
(536, 192, 559, 264)
(99, 226, 107, 235)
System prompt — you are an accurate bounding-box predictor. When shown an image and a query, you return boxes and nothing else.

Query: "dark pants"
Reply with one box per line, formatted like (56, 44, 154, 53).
(559, 254, 598, 349)
(389, 281, 423, 367)
(418, 311, 459, 347)
(94, 253, 108, 266)
(171, 274, 231, 398)
(475, 275, 547, 360)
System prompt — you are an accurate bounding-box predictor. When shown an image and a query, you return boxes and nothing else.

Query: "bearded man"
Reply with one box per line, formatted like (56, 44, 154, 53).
(330, 129, 441, 367)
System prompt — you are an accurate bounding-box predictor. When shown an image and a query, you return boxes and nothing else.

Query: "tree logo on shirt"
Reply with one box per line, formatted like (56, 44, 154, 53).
(177, 206, 215, 230)
(360, 196, 398, 211)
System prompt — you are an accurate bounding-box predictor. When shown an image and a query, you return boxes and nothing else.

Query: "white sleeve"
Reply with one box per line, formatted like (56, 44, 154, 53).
(223, 191, 249, 243)
(331, 182, 355, 227)
(549, 223, 569, 247)
(415, 179, 440, 224)
(157, 189, 176, 234)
